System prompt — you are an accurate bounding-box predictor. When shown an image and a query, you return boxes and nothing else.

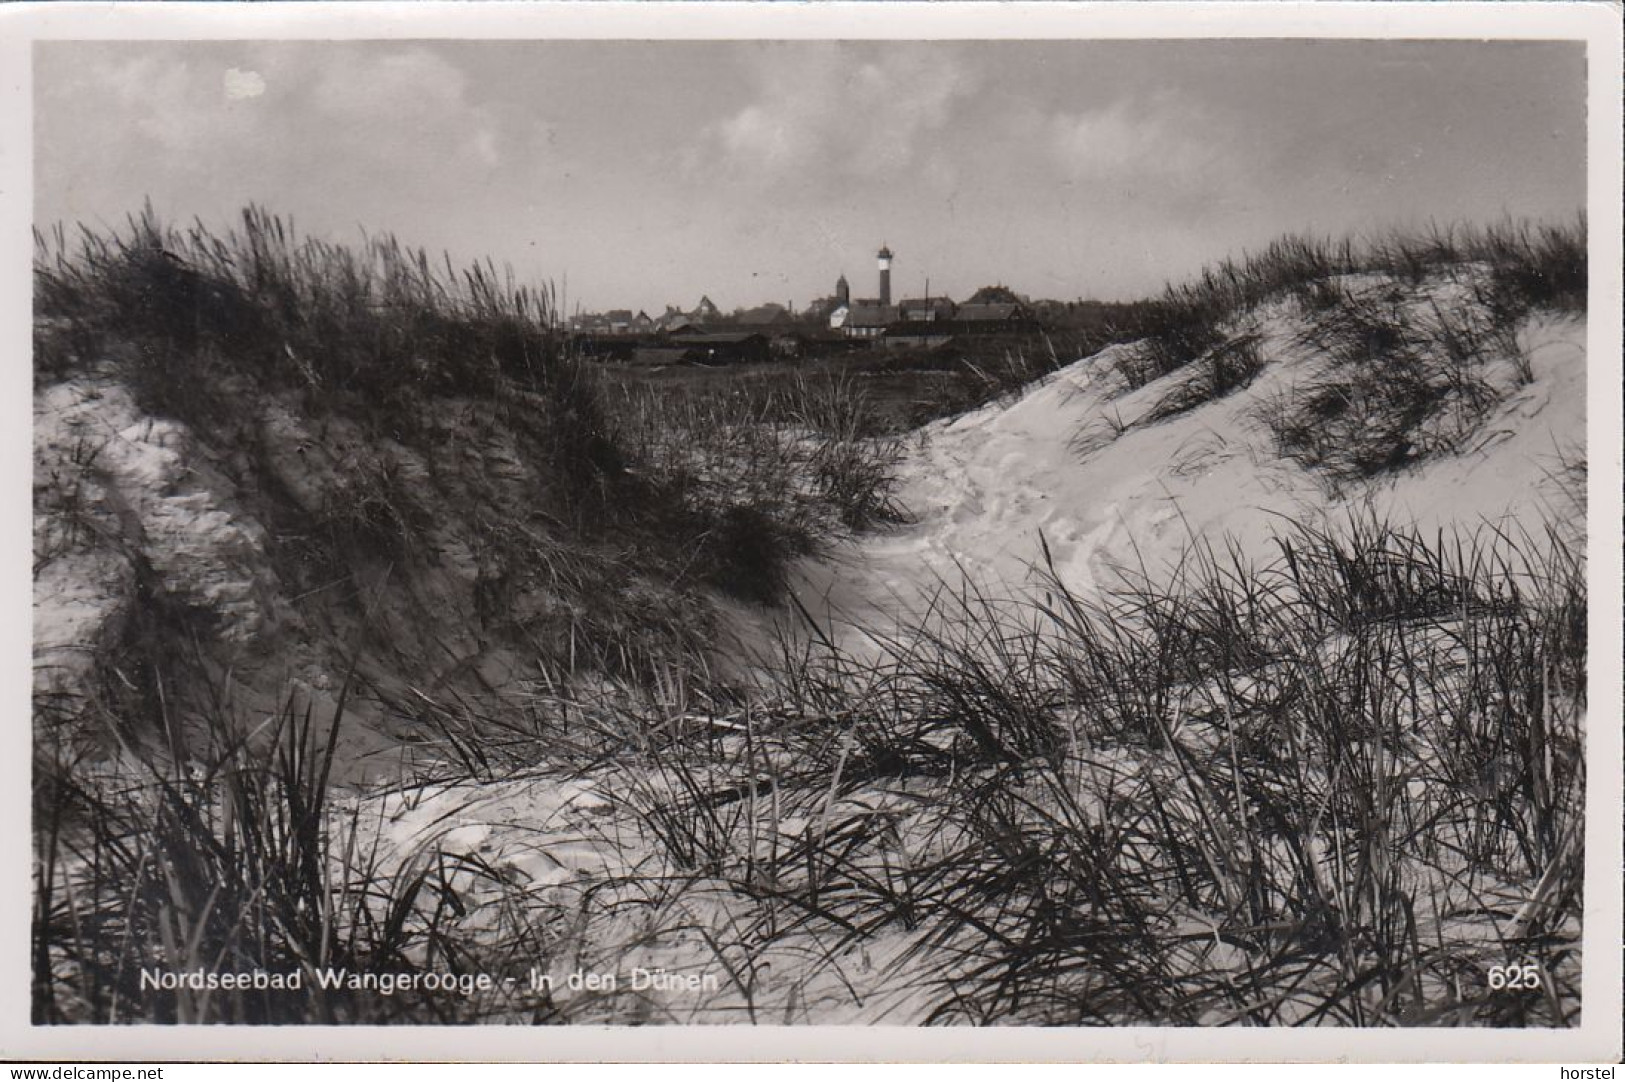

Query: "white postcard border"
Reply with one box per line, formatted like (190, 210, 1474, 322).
(1, 1, 1618, 1064)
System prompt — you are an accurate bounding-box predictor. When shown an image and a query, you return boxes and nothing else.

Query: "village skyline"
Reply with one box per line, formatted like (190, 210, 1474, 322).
(562, 245, 1036, 334)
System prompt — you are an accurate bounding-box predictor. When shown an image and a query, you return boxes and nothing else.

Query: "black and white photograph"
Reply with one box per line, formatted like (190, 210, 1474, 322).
(5, 1, 1621, 1064)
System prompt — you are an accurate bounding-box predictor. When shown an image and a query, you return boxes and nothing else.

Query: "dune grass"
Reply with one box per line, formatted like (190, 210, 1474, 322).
(593, 514, 1587, 1026)
(34, 206, 909, 682)
(41, 512, 1582, 1024)
(33, 212, 1590, 1025)
(1111, 216, 1588, 491)
(1119, 216, 1586, 392)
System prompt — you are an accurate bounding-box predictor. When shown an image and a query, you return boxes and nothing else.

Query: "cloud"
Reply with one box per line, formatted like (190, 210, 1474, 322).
(711, 45, 983, 182)
(223, 68, 265, 101)
(34, 40, 532, 272)
(847, 53, 973, 176)
(308, 47, 504, 168)
(311, 49, 465, 125)
(1048, 93, 1229, 182)
(42, 44, 507, 198)
(47, 52, 202, 156)
(720, 103, 800, 168)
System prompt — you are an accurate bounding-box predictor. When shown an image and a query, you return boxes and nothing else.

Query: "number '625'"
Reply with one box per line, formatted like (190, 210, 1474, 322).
(1487, 963, 1544, 991)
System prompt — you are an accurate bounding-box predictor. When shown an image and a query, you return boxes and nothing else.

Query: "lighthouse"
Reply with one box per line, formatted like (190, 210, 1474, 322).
(877, 244, 893, 308)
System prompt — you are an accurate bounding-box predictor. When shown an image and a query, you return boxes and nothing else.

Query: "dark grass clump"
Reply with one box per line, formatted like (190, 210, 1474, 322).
(1117, 233, 1362, 388)
(32, 668, 559, 1024)
(923, 519, 1582, 1025)
(605, 370, 909, 577)
(34, 205, 624, 504)
(32, 205, 634, 611)
(1260, 284, 1527, 487)
(1097, 217, 1586, 490)
(1117, 215, 1585, 395)
(1369, 217, 1588, 320)
(1143, 334, 1267, 425)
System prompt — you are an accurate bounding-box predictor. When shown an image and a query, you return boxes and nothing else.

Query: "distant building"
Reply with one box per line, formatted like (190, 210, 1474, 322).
(569, 308, 656, 336)
(630, 345, 702, 367)
(883, 302, 1037, 347)
(842, 304, 897, 339)
(802, 295, 840, 322)
(820, 276, 853, 329)
(668, 329, 770, 364)
(650, 297, 723, 331)
(964, 284, 1026, 306)
(897, 296, 956, 322)
(954, 301, 1033, 330)
(737, 303, 792, 329)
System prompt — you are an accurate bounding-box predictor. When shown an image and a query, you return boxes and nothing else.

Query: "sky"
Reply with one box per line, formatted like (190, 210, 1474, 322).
(34, 39, 1587, 312)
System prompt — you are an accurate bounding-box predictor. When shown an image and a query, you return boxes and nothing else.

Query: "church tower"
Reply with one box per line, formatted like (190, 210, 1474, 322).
(877, 245, 893, 307)
(835, 273, 850, 308)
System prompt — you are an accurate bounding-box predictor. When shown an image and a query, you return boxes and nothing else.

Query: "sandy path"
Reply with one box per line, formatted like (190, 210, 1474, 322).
(764, 311, 1586, 665)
